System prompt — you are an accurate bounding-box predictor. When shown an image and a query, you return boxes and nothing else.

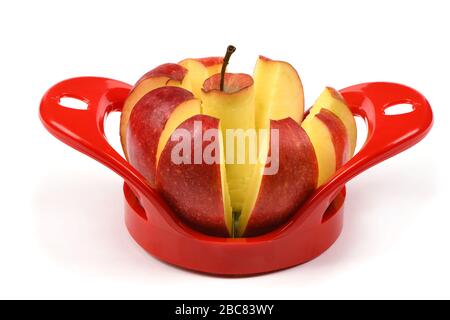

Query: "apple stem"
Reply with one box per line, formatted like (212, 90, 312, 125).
(220, 45, 236, 91)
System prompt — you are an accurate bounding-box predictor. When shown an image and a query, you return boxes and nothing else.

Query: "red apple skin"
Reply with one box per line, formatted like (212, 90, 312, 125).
(195, 57, 223, 67)
(244, 118, 318, 237)
(156, 115, 229, 237)
(258, 55, 272, 62)
(126, 86, 194, 187)
(134, 63, 187, 88)
(316, 109, 350, 168)
(203, 73, 253, 94)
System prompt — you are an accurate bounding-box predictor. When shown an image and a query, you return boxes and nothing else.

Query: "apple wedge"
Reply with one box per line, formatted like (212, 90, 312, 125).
(120, 63, 188, 157)
(201, 73, 255, 212)
(253, 56, 304, 129)
(238, 118, 318, 237)
(126, 86, 201, 187)
(316, 109, 350, 168)
(156, 115, 233, 237)
(302, 109, 350, 186)
(309, 87, 357, 155)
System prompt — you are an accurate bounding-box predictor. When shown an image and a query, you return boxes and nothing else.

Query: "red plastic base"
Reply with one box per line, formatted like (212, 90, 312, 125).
(39, 77, 433, 276)
(124, 183, 345, 275)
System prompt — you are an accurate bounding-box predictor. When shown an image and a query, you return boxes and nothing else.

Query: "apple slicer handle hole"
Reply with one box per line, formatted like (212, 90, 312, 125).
(384, 103, 414, 116)
(58, 96, 89, 110)
(103, 111, 126, 158)
(353, 115, 368, 155)
(321, 190, 346, 223)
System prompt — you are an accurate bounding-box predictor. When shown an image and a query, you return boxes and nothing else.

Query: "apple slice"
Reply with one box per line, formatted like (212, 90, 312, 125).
(201, 73, 255, 212)
(302, 109, 349, 186)
(309, 87, 357, 155)
(156, 115, 233, 237)
(253, 56, 304, 129)
(120, 63, 188, 157)
(238, 118, 318, 237)
(167, 57, 223, 98)
(316, 109, 350, 168)
(126, 86, 201, 187)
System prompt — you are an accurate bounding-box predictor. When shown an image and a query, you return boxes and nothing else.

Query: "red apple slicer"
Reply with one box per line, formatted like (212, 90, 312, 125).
(40, 77, 432, 276)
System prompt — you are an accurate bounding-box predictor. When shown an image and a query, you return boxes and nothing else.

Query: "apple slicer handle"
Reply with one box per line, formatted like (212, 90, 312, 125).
(39, 77, 168, 223)
(297, 82, 433, 227)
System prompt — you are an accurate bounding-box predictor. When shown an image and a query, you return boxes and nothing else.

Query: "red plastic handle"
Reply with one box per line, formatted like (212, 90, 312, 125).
(39, 77, 174, 226)
(289, 82, 433, 230)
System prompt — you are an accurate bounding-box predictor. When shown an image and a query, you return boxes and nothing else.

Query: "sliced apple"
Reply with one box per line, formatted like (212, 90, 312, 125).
(302, 109, 350, 186)
(120, 63, 188, 157)
(309, 87, 357, 155)
(156, 115, 232, 237)
(167, 57, 223, 98)
(253, 56, 304, 129)
(238, 118, 318, 237)
(126, 86, 200, 187)
(201, 73, 255, 212)
(122, 51, 356, 238)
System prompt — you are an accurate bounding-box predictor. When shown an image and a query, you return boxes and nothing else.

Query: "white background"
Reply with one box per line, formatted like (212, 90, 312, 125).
(0, 0, 448, 299)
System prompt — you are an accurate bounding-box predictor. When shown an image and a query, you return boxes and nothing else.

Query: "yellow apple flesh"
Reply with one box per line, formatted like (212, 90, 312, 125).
(201, 73, 255, 212)
(253, 56, 304, 129)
